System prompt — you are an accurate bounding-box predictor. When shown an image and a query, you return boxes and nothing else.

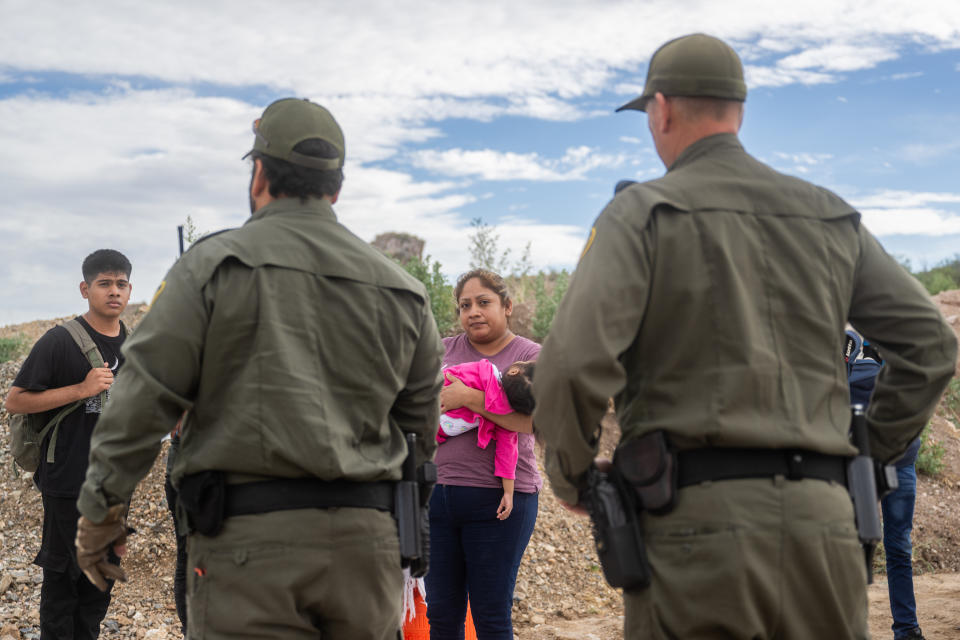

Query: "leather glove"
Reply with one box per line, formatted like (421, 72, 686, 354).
(76, 503, 129, 591)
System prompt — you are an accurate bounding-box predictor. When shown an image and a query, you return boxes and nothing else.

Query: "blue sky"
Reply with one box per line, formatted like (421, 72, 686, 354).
(1, 0, 959, 325)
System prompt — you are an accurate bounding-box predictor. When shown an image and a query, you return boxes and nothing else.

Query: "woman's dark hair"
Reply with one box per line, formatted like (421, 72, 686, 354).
(251, 138, 344, 202)
(453, 269, 511, 314)
(501, 361, 535, 415)
(82, 249, 132, 283)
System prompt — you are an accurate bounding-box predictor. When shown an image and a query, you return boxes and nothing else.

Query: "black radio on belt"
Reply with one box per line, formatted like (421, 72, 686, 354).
(847, 404, 883, 584)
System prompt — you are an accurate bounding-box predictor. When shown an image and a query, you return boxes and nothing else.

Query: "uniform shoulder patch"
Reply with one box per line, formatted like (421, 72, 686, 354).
(579, 226, 597, 262)
(149, 280, 167, 306)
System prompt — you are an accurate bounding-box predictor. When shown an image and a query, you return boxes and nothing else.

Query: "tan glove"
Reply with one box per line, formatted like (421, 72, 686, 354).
(76, 503, 129, 591)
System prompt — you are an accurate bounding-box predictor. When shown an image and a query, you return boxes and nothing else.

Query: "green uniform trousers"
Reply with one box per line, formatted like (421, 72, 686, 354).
(626, 476, 869, 640)
(186, 507, 402, 639)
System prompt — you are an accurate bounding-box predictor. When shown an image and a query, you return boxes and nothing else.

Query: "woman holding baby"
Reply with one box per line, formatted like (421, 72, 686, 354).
(426, 269, 542, 640)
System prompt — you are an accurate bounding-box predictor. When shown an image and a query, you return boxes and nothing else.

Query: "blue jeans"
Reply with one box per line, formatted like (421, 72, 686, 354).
(425, 485, 538, 640)
(882, 438, 922, 639)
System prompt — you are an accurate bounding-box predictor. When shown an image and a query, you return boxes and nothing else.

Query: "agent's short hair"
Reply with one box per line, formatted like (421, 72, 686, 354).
(82, 249, 132, 283)
(251, 138, 344, 202)
(501, 360, 535, 415)
(669, 96, 743, 122)
(453, 269, 511, 314)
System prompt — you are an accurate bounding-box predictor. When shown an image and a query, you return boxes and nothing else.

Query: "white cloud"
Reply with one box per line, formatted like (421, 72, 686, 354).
(409, 146, 627, 182)
(2, 1, 958, 103)
(745, 65, 837, 88)
(778, 44, 899, 72)
(860, 208, 960, 236)
(768, 151, 833, 175)
(889, 71, 924, 80)
(773, 151, 834, 165)
(848, 190, 960, 237)
(850, 190, 960, 209)
(0, 85, 598, 325)
(3, 0, 960, 323)
(901, 140, 960, 163)
(613, 82, 645, 96)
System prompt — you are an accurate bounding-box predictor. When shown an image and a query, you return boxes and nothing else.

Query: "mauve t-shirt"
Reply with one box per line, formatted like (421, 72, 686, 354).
(437, 333, 543, 493)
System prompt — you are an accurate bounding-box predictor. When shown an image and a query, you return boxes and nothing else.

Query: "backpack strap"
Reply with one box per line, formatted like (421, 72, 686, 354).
(44, 318, 111, 464)
(36, 399, 84, 457)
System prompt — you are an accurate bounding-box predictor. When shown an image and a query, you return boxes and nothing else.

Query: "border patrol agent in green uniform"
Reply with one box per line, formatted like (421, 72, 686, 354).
(533, 34, 958, 640)
(75, 98, 444, 639)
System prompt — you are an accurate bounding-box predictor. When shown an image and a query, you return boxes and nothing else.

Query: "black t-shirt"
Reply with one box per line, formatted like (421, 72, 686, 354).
(13, 316, 126, 497)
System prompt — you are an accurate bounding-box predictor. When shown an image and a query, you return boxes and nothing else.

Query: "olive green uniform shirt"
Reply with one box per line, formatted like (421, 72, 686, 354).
(79, 198, 443, 522)
(534, 133, 957, 504)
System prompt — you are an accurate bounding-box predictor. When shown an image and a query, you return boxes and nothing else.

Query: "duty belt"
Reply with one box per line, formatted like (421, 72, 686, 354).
(225, 478, 395, 517)
(676, 448, 846, 488)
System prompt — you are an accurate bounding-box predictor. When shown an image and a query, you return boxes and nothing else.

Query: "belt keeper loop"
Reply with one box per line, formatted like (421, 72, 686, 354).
(786, 451, 803, 480)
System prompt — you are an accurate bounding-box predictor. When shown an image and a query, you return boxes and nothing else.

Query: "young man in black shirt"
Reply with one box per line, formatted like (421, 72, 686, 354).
(5, 249, 132, 639)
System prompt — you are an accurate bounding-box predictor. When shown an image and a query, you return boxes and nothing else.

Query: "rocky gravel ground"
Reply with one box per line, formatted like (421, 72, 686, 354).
(2, 295, 960, 639)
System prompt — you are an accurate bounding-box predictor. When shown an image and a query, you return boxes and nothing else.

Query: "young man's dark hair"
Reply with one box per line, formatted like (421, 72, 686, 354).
(501, 360, 535, 415)
(250, 138, 344, 202)
(82, 249, 132, 283)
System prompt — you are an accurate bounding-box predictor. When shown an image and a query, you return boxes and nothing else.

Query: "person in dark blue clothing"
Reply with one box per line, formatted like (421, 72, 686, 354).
(845, 329, 925, 640)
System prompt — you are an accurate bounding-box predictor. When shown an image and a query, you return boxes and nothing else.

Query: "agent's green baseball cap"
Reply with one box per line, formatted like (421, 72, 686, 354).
(244, 98, 345, 170)
(616, 33, 746, 113)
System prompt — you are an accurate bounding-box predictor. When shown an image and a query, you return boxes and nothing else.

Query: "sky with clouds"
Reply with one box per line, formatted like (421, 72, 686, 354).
(1, 0, 959, 325)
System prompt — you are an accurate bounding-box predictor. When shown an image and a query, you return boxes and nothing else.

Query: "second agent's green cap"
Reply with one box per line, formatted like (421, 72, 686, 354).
(616, 33, 746, 113)
(245, 98, 345, 170)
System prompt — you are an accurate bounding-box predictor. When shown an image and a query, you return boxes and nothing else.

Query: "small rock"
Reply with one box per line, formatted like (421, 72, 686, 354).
(144, 626, 167, 640)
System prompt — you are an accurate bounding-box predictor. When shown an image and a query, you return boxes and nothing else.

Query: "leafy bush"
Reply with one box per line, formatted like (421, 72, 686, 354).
(918, 270, 958, 296)
(0, 334, 29, 362)
(900, 254, 960, 295)
(402, 256, 458, 336)
(916, 425, 946, 477)
(941, 377, 960, 420)
(532, 270, 570, 342)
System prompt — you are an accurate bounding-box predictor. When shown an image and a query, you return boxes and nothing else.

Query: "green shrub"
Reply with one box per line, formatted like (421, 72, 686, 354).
(402, 256, 458, 336)
(532, 270, 570, 342)
(941, 377, 960, 420)
(918, 270, 958, 295)
(902, 254, 960, 295)
(916, 425, 945, 477)
(0, 334, 29, 362)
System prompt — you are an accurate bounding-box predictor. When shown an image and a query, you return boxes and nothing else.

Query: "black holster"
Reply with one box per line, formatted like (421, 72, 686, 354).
(848, 405, 883, 583)
(581, 464, 651, 592)
(177, 470, 227, 537)
(396, 433, 435, 578)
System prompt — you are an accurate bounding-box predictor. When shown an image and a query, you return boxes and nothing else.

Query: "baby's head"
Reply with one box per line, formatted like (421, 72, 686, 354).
(501, 360, 536, 415)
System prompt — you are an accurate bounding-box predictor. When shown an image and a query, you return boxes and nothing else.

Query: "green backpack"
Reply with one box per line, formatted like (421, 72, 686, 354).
(9, 318, 123, 472)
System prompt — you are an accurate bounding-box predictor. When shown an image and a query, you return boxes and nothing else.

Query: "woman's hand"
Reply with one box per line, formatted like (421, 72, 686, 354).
(439, 371, 481, 413)
(440, 371, 534, 433)
(497, 492, 514, 520)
